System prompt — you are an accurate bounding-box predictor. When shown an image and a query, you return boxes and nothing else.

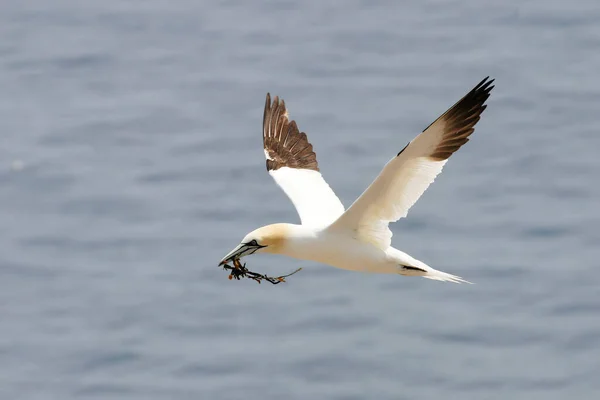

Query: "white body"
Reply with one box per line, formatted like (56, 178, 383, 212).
(271, 224, 467, 282)
(280, 225, 393, 273)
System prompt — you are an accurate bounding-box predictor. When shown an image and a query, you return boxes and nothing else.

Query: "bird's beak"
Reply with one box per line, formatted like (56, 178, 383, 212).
(219, 243, 263, 265)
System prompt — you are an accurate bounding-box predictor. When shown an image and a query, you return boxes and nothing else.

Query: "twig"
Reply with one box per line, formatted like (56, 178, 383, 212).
(220, 258, 302, 284)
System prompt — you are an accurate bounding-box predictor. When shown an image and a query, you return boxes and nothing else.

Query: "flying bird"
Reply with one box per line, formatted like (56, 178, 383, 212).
(220, 77, 494, 283)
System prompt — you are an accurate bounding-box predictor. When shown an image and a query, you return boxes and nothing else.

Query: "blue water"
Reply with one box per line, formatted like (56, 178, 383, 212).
(2, 1, 600, 399)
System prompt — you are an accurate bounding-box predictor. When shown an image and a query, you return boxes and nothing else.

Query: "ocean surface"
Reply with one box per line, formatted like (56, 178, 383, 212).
(2, 1, 600, 399)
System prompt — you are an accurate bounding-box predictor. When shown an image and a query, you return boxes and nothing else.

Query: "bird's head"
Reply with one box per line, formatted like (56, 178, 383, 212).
(219, 223, 291, 265)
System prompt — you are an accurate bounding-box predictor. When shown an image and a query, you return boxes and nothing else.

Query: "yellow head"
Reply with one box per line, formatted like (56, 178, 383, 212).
(219, 223, 292, 264)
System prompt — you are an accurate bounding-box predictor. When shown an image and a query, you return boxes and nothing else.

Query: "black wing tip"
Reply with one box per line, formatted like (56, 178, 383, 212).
(426, 76, 495, 160)
(472, 76, 495, 98)
(264, 92, 273, 113)
(469, 77, 495, 97)
(420, 76, 494, 134)
(475, 76, 495, 89)
(466, 77, 495, 105)
(449, 76, 495, 116)
(263, 92, 273, 128)
(265, 92, 285, 105)
(264, 92, 276, 109)
(262, 93, 320, 173)
(263, 92, 287, 134)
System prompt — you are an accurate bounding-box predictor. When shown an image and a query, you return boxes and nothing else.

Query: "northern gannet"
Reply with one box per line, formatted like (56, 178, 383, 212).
(220, 77, 494, 283)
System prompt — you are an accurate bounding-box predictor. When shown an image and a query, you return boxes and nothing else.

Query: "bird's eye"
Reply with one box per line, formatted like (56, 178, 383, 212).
(247, 239, 258, 246)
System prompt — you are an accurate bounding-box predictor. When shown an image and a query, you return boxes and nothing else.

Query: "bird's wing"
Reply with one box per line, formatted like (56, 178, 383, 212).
(329, 77, 494, 249)
(263, 93, 345, 228)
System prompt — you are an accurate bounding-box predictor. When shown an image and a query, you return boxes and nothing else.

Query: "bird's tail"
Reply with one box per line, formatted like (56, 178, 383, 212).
(421, 268, 472, 284)
(389, 248, 473, 284)
(399, 264, 472, 284)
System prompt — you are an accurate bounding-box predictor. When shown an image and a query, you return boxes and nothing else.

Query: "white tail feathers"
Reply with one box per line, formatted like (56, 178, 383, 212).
(388, 248, 472, 284)
(422, 269, 473, 284)
(399, 263, 473, 284)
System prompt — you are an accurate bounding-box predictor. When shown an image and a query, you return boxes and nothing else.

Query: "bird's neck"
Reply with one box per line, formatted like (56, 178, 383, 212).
(275, 226, 334, 263)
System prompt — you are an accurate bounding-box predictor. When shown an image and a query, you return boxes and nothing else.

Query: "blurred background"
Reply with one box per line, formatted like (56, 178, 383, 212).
(1, 0, 599, 399)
